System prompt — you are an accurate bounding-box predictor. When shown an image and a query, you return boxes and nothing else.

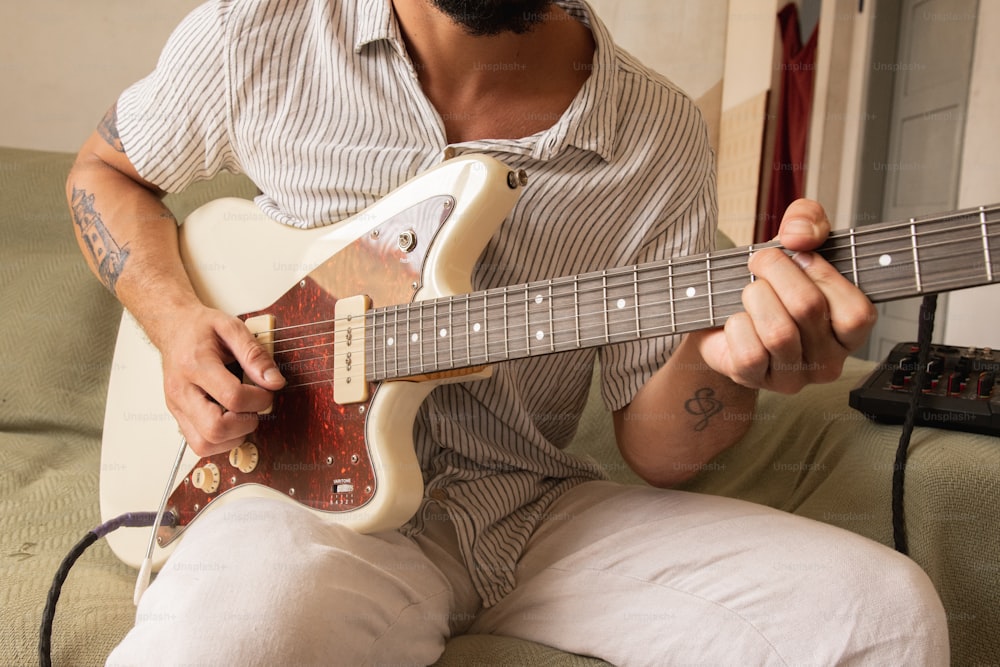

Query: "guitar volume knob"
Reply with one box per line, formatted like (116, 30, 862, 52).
(191, 463, 221, 493)
(228, 442, 259, 473)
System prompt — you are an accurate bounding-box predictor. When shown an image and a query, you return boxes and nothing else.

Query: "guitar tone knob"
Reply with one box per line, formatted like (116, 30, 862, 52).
(228, 442, 260, 473)
(191, 463, 220, 493)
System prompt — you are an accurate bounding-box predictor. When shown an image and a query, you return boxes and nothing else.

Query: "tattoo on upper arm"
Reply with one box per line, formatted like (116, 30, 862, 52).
(97, 106, 126, 154)
(684, 387, 723, 432)
(70, 187, 130, 295)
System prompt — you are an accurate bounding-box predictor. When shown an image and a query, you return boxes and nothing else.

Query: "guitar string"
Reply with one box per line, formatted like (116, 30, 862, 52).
(281, 267, 993, 390)
(268, 225, 1000, 381)
(276, 260, 997, 388)
(249, 217, 1000, 385)
(269, 220, 997, 360)
(258, 214, 1000, 344)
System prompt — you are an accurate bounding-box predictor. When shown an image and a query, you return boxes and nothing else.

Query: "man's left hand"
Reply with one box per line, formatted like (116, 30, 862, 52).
(691, 199, 877, 394)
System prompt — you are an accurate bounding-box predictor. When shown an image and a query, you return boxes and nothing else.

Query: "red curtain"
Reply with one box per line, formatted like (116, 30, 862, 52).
(758, 3, 819, 243)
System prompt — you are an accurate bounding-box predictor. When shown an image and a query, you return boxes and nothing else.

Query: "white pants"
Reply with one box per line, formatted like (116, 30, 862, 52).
(107, 481, 948, 666)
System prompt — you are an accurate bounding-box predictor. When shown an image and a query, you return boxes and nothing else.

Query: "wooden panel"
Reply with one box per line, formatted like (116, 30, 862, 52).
(717, 90, 769, 246)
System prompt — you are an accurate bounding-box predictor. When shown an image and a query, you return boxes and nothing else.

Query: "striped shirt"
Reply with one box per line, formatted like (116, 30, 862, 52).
(117, 0, 716, 606)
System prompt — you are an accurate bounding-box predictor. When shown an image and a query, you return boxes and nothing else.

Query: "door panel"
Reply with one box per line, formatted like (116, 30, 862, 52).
(863, 0, 978, 360)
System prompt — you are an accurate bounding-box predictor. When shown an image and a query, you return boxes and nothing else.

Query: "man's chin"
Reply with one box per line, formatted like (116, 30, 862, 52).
(429, 0, 554, 36)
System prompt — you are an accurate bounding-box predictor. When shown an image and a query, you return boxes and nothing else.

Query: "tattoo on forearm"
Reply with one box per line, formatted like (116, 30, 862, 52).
(97, 106, 126, 153)
(684, 387, 723, 432)
(70, 187, 130, 294)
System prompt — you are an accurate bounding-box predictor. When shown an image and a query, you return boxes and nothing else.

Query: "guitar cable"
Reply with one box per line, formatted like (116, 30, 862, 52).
(39, 438, 188, 667)
(890, 294, 938, 556)
(37, 511, 177, 667)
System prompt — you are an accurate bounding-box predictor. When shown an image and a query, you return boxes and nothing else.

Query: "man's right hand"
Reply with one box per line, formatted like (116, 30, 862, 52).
(159, 305, 286, 457)
(67, 103, 285, 459)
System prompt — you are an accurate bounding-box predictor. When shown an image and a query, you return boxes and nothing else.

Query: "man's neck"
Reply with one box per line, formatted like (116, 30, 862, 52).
(391, 0, 595, 142)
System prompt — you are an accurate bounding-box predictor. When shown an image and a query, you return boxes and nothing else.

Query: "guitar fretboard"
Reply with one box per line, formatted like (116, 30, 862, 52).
(366, 204, 1000, 381)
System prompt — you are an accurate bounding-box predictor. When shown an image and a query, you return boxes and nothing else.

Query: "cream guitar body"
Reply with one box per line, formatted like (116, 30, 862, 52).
(100, 155, 523, 568)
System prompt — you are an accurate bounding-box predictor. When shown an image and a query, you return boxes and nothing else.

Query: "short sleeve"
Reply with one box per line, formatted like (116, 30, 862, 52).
(597, 135, 718, 413)
(117, 1, 239, 193)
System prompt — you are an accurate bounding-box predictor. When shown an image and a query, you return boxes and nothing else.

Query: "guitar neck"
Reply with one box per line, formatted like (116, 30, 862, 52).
(366, 204, 1000, 381)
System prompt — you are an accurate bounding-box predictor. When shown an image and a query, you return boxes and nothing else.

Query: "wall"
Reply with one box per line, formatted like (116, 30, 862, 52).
(716, 0, 780, 245)
(0, 1, 203, 153)
(0, 1, 728, 156)
(588, 0, 728, 152)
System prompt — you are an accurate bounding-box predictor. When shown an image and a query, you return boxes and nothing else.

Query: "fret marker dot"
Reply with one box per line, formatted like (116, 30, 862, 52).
(879, 254, 892, 267)
(411, 333, 419, 343)
(387, 337, 395, 347)
(686, 287, 697, 298)
(535, 295, 544, 305)
(536, 331, 545, 341)
(473, 323, 481, 333)
(616, 298, 626, 310)
(439, 328, 448, 338)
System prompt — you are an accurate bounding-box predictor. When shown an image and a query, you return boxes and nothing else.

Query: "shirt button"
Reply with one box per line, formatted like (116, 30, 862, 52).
(443, 147, 456, 160)
(429, 488, 449, 501)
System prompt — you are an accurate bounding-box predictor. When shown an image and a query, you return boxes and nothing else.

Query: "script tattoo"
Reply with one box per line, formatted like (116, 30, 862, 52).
(684, 387, 723, 432)
(71, 187, 130, 294)
(97, 106, 126, 153)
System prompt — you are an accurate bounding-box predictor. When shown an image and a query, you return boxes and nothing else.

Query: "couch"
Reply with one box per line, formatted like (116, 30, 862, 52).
(2, 146, 998, 666)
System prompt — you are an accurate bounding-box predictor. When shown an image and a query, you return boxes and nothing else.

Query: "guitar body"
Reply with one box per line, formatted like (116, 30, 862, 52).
(100, 155, 523, 569)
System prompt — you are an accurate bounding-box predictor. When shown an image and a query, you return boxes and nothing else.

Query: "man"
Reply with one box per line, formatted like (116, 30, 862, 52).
(69, 0, 948, 664)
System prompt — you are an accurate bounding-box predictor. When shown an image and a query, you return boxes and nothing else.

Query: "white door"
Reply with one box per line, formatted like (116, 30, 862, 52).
(865, 0, 978, 360)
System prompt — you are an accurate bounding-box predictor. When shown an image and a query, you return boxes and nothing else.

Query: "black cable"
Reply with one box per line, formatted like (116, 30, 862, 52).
(891, 294, 938, 556)
(38, 531, 98, 667)
(39, 511, 175, 667)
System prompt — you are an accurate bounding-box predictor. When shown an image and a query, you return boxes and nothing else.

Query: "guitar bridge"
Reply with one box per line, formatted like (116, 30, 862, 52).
(334, 295, 371, 404)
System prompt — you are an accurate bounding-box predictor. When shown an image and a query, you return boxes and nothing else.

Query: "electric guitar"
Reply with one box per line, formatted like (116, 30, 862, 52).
(99, 153, 1000, 568)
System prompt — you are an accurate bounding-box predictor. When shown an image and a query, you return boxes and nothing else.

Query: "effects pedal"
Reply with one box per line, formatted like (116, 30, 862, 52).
(849, 342, 1000, 437)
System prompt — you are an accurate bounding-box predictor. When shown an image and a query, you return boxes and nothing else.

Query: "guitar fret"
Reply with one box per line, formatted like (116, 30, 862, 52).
(524, 287, 531, 356)
(849, 229, 860, 286)
(910, 221, 922, 293)
(428, 301, 441, 368)
(602, 272, 610, 343)
(502, 288, 510, 360)
(411, 302, 420, 374)
(706, 255, 715, 327)
(396, 308, 410, 375)
(548, 282, 555, 352)
(373, 310, 380, 380)
(632, 268, 641, 338)
(464, 295, 472, 367)
(667, 261, 676, 333)
(483, 293, 490, 363)
(444, 296, 455, 368)
(573, 278, 581, 348)
(982, 207, 994, 282)
(747, 245, 756, 282)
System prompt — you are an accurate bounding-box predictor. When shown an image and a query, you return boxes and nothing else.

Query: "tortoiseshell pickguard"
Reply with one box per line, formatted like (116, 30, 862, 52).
(158, 196, 455, 544)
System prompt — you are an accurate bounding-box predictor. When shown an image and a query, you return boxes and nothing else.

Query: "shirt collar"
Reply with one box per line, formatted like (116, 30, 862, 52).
(354, 0, 397, 53)
(543, 0, 619, 163)
(353, 0, 619, 163)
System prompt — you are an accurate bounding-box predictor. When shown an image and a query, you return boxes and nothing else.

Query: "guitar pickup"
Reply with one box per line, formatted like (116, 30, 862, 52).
(334, 295, 371, 405)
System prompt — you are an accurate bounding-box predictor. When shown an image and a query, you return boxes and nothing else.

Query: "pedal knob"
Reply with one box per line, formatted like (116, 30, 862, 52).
(979, 372, 996, 398)
(191, 463, 221, 493)
(228, 442, 260, 473)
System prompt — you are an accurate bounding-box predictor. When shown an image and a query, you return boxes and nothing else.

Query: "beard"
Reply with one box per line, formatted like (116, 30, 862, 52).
(430, 0, 554, 35)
